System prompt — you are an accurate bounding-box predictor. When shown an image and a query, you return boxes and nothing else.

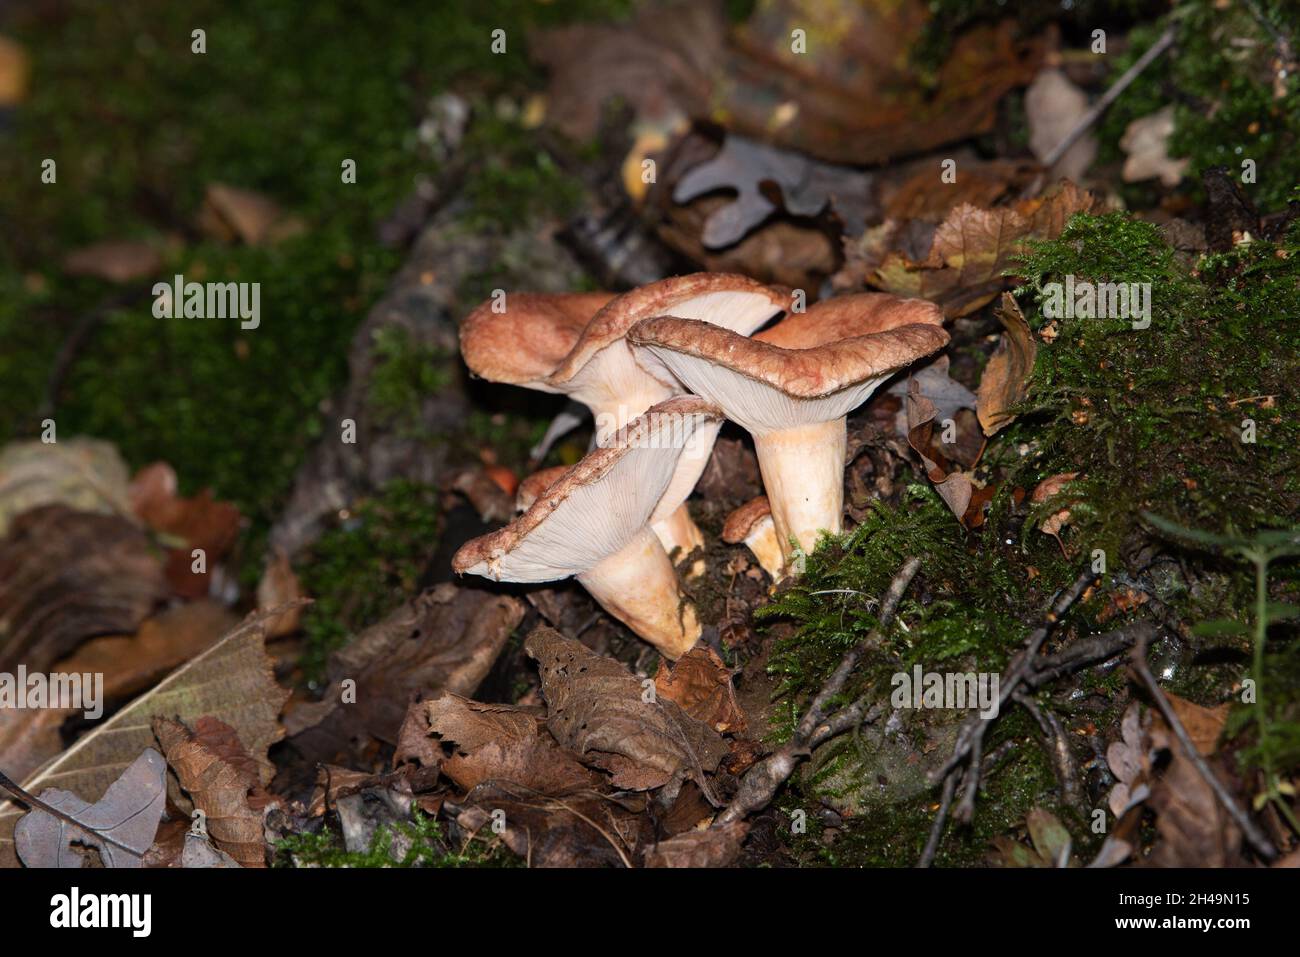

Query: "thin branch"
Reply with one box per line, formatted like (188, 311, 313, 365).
(1042, 24, 1178, 168)
(1129, 631, 1278, 862)
(714, 557, 921, 827)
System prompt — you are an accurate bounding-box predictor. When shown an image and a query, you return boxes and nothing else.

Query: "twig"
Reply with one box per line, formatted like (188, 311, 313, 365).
(918, 568, 1097, 866)
(714, 557, 921, 827)
(1013, 690, 1084, 811)
(1129, 631, 1278, 862)
(917, 768, 961, 868)
(932, 569, 1097, 784)
(1042, 24, 1177, 168)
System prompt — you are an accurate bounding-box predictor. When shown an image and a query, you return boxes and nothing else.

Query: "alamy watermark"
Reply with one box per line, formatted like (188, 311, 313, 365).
(1041, 275, 1151, 330)
(0, 667, 103, 719)
(891, 665, 1000, 719)
(152, 274, 260, 330)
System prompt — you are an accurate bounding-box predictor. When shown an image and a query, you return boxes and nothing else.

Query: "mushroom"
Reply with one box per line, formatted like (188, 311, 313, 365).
(546, 273, 790, 563)
(722, 496, 784, 581)
(629, 293, 947, 567)
(459, 291, 615, 392)
(452, 396, 722, 659)
(515, 464, 570, 512)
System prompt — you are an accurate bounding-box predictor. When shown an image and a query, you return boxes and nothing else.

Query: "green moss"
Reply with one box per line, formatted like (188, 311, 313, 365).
(275, 809, 511, 868)
(368, 326, 455, 432)
(1010, 211, 1300, 564)
(0, 0, 632, 554)
(296, 480, 441, 685)
(1097, 2, 1300, 211)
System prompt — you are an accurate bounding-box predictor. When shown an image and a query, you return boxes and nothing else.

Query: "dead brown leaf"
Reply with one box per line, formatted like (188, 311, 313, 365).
(0, 605, 292, 867)
(284, 585, 525, 764)
(256, 548, 303, 638)
(874, 182, 1103, 317)
(14, 748, 167, 868)
(525, 627, 727, 795)
(0, 600, 239, 784)
(977, 294, 1039, 435)
(128, 462, 242, 599)
(62, 241, 162, 284)
(401, 693, 597, 796)
(197, 183, 305, 246)
(0, 505, 167, 674)
(153, 716, 268, 867)
(644, 819, 748, 867)
(654, 645, 746, 734)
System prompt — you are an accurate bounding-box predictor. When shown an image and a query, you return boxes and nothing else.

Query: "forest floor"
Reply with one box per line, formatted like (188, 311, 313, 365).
(0, 0, 1298, 869)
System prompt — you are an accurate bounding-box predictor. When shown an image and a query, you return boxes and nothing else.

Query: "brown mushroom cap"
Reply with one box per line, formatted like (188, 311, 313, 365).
(721, 495, 773, 544)
(515, 465, 571, 513)
(546, 273, 789, 389)
(459, 291, 614, 390)
(627, 298, 947, 434)
(452, 396, 722, 581)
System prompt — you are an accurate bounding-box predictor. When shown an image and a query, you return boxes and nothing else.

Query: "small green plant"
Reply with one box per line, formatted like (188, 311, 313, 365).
(1145, 513, 1300, 830)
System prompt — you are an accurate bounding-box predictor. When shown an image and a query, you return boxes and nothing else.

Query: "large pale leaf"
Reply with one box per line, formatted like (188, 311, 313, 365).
(0, 605, 291, 867)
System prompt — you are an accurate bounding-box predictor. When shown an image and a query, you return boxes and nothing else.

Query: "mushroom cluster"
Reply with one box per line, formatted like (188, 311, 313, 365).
(453, 274, 947, 658)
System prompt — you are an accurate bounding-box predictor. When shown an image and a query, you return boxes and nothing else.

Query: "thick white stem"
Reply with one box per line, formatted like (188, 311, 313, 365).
(652, 504, 706, 575)
(744, 517, 786, 582)
(577, 526, 700, 659)
(752, 419, 846, 569)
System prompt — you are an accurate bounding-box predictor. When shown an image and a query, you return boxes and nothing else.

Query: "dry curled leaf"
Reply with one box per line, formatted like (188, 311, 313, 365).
(874, 182, 1103, 317)
(977, 293, 1039, 436)
(14, 748, 166, 868)
(905, 380, 989, 527)
(153, 716, 267, 868)
(524, 627, 727, 796)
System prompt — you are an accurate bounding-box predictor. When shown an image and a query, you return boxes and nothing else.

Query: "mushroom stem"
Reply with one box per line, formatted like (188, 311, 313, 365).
(752, 418, 847, 567)
(576, 526, 700, 659)
(744, 518, 786, 582)
(652, 504, 705, 566)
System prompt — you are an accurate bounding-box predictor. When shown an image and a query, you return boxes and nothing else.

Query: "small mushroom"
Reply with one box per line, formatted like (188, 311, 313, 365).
(722, 495, 784, 581)
(515, 464, 570, 512)
(630, 293, 947, 567)
(452, 397, 722, 659)
(546, 273, 789, 563)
